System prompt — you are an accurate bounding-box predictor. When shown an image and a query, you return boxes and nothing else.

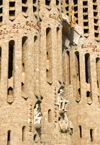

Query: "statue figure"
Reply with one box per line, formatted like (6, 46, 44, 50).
(56, 88, 69, 112)
(70, 6, 76, 29)
(34, 103, 42, 125)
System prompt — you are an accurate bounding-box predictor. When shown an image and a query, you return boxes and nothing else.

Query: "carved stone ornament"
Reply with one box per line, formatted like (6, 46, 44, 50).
(34, 101, 42, 130)
(55, 87, 70, 133)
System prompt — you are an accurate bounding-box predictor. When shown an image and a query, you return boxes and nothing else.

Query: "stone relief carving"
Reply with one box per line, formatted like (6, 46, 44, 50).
(55, 87, 71, 133)
(34, 100, 42, 130)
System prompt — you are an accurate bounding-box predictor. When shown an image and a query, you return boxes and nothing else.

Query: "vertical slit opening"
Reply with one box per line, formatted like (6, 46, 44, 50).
(7, 130, 11, 145)
(90, 129, 93, 142)
(67, 51, 70, 85)
(48, 109, 52, 123)
(79, 126, 82, 138)
(85, 53, 90, 83)
(22, 126, 26, 141)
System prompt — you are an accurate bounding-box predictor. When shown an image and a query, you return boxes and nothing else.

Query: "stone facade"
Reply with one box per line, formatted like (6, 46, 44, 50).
(0, 0, 100, 145)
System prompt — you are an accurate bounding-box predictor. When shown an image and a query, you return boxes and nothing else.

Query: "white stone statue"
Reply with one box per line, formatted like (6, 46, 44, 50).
(34, 104, 42, 125)
(56, 89, 69, 112)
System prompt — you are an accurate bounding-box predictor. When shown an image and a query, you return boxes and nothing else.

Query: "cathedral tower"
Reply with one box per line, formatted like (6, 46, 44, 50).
(0, 0, 100, 145)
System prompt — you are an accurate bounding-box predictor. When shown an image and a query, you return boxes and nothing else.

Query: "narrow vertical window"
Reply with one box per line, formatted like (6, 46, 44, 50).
(21, 36, 28, 99)
(9, 1, 16, 21)
(22, 0, 28, 18)
(62, 50, 70, 85)
(0, 0, 3, 25)
(34, 36, 39, 96)
(8, 41, 15, 79)
(7, 40, 15, 103)
(96, 58, 100, 107)
(46, 28, 52, 84)
(48, 109, 52, 123)
(79, 126, 82, 138)
(90, 129, 93, 142)
(67, 51, 70, 85)
(85, 53, 92, 103)
(75, 51, 81, 102)
(22, 126, 26, 141)
(7, 130, 11, 145)
(57, 27, 62, 83)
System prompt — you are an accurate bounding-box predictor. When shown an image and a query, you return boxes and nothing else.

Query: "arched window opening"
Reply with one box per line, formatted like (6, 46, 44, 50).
(8, 40, 15, 104)
(46, 28, 52, 84)
(21, 37, 28, 98)
(85, 53, 92, 103)
(75, 51, 81, 101)
(22, 126, 26, 141)
(66, 51, 70, 85)
(86, 91, 90, 97)
(90, 129, 93, 142)
(79, 126, 82, 138)
(48, 109, 52, 123)
(8, 87, 13, 96)
(85, 53, 90, 83)
(34, 36, 39, 96)
(8, 40, 15, 79)
(7, 130, 11, 145)
(57, 27, 62, 83)
(9, 1, 16, 21)
(22, 0, 28, 18)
